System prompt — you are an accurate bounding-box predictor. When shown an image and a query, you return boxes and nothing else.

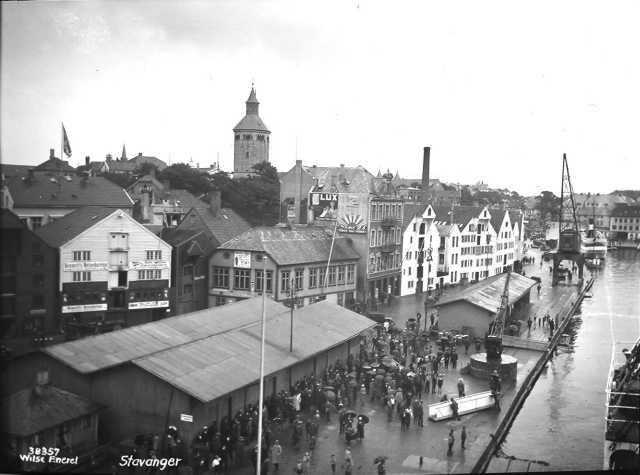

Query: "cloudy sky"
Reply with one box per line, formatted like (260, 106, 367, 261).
(2, 0, 639, 195)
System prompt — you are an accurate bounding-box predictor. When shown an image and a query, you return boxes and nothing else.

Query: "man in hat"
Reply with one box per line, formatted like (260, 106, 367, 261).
(447, 429, 455, 456)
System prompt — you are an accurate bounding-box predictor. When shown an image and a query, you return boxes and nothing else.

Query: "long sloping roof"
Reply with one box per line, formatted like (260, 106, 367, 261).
(191, 206, 251, 246)
(218, 227, 361, 265)
(3, 172, 133, 209)
(233, 115, 270, 132)
(134, 299, 374, 402)
(305, 165, 376, 194)
(435, 272, 536, 314)
(35, 206, 118, 248)
(433, 205, 485, 229)
(2, 386, 101, 436)
(44, 298, 374, 402)
(44, 298, 287, 374)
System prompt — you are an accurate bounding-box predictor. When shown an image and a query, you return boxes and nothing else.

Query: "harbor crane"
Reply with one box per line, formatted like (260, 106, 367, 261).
(485, 272, 511, 361)
(552, 154, 585, 286)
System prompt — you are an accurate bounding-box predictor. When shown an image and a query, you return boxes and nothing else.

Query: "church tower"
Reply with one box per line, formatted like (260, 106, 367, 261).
(233, 86, 270, 174)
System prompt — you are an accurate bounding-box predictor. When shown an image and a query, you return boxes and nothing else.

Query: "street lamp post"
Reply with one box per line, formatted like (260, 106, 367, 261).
(289, 278, 296, 352)
(423, 246, 433, 332)
(256, 256, 267, 475)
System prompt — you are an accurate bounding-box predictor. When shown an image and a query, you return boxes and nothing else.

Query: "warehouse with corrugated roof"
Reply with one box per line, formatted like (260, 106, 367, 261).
(433, 272, 536, 337)
(2, 297, 374, 446)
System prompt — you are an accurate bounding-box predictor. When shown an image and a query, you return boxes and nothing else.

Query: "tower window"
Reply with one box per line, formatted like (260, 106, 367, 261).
(235, 134, 239, 141)
(243, 134, 252, 140)
(257, 135, 264, 141)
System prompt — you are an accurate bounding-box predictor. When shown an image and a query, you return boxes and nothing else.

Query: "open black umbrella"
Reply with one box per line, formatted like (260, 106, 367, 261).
(358, 414, 370, 424)
(344, 409, 357, 418)
(323, 385, 335, 391)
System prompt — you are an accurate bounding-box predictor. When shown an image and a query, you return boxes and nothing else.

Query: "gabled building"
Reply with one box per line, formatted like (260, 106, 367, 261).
(434, 205, 496, 284)
(35, 206, 172, 338)
(209, 226, 360, 308)
(101, 152, 167, 175)
(490, 209, 516, 274)
(400, 204, 440, 296)
(434, 223, 462, 288)
(573, 193, 636, 237)
(609, 204, 640, 241)
(1, 150, 134, 230)
(126, 173, 205, 228)
(1, 371, 101, 469)
(162, 229, 215, 315)
(0, 209, 59, 357)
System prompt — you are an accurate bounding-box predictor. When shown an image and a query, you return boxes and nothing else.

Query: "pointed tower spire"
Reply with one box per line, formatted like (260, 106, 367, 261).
(246, 85, 259, 115)
(121, 145, 127, 161)
(376, 169, 382, 178)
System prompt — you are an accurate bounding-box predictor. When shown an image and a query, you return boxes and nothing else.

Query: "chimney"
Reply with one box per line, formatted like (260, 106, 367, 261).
(141, 191, 151, 222)
(210, 190, 221, 216)
(421, 146, 430, 202)
(106, 153, 112, 162)
(294, 160, 303, 224)
(138, 152, 143, 158)
(85, 156, 90, 167)
(49, 149, 55, 159)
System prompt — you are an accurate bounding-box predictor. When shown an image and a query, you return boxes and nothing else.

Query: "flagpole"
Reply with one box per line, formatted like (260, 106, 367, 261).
(256, 255, 267, 475)
(61, 123, 64, 162)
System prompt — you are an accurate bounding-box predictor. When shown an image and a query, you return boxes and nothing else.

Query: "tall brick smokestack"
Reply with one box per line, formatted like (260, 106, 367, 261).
(421, 146, 430, 203)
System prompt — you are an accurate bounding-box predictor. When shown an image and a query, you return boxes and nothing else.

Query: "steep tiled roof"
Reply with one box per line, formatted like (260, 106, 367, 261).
(156, 188, 205, 208)
(33, 157, 75, 173)
(219, 226, 361, 266)
(106, 160, 137, 172)
(233, 115, 270, 131)
(611, 204, 640, 218)
(435, 272, 536, 314)
(402, 203, 429, 231)
(433, 205, 484, 229)
(306, 166, 376, 194)
(191, 206, 251, 246)
(490, 209, 507, 233)
(0, 164, 31, 178)
(508, 210, 523, 229)
(2, 385, 101, 436)
(35, 206, 119, 248)
(3, 172, 134, 209)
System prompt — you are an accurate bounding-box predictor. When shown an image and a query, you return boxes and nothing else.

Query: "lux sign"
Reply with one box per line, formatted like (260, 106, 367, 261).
(317, 193, 339, 201)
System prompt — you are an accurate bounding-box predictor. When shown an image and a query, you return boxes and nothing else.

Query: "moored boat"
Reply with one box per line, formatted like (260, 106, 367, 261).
(604, 337, 640, 471)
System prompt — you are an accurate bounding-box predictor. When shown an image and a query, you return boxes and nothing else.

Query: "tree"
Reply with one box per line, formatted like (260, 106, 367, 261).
(102, 172, 137, 189)
(206, 162, 280, 226)
(134, 162, 159, 177)
(157, 164, 213, 196)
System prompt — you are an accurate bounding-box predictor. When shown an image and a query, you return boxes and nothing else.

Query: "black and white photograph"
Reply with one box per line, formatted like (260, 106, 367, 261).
(1, 1, 639, 474)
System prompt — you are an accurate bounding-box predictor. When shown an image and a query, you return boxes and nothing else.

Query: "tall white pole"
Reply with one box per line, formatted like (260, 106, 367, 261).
(256, 256, 267, 474)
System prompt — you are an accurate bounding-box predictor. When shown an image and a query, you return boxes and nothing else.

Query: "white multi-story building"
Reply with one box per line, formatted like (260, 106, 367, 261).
(402, 205, 525, 293)
(36, 206, 172, 337)
(491, 209, 516, 275)
(401, 204, 440, 296)
(434, 206, 496, 284)
(435, 223, 461, 288)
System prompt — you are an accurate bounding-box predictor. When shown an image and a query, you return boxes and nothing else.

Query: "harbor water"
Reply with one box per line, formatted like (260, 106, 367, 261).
(494, 250, 640, 471)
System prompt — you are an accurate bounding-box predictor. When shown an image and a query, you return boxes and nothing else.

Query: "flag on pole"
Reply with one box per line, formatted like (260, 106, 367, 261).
(62, 123, 72, 157)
